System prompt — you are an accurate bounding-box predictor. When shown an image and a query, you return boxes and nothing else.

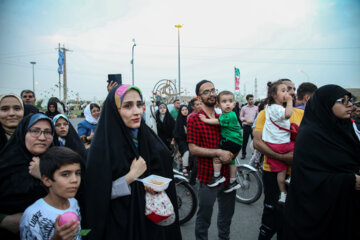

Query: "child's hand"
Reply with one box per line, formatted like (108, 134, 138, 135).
(284, 92, 292, 102)
(199, 114, 206, 121)
(87, 130, 94, 142)
(51, 215, 80, 240)
(29, 156, 41, 179)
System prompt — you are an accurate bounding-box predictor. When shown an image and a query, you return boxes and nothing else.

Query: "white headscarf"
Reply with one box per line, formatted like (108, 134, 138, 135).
(84, 103, 100, 125)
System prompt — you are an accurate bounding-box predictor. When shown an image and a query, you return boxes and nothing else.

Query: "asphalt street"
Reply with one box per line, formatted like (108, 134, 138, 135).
(70, 117, 267, 240)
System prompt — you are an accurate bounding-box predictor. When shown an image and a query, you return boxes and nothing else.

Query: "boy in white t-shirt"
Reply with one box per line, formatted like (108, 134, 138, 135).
(262, 81, 295, 203)
(20, 147, 82, 240)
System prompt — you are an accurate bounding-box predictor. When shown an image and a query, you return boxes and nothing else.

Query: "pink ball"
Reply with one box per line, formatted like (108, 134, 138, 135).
(58, 212, 79, 226)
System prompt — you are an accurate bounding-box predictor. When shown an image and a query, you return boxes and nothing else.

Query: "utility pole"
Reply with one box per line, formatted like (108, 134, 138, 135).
(60, 45, 72, 104)
(30, 61, 36, 93)
(131, 39, 136, 86)
(175, 24, 183, 101)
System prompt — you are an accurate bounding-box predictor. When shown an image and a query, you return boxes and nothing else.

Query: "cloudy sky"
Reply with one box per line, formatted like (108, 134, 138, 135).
(0, 0, 359, 102)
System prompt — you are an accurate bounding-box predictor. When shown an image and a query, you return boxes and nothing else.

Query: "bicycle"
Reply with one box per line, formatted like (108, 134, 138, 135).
(173, 169, 198, 225)
(235, 157, 263, 204)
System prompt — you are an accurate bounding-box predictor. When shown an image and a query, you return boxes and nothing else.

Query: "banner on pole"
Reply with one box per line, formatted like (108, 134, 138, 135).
(58, 49, 64, 74)
(234, 67, 240, 90)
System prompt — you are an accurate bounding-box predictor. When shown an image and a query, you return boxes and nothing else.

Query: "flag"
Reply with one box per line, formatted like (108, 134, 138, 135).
(234, 67, 240, 90)
(58, 49, 64, 74)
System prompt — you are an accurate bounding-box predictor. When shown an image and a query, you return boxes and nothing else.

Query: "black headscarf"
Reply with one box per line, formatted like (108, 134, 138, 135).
(52, 114, 87, 161)
(0, 113, 54, 238)
(174, 105, 189, 156)
(155, 104, 175, 150)
(0, 122, 7, 151)
(45, 101, 60, 119)
(284, 85, 360, 240)
(24, 104, 40, 117)
(83, 85, 181, 240)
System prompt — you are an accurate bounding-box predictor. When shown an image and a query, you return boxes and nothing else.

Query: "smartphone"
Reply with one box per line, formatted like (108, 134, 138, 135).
(107, 74, 122, 85)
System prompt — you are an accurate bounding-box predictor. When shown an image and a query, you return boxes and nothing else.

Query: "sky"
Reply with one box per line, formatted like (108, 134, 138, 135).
(0, 0, 359, 103)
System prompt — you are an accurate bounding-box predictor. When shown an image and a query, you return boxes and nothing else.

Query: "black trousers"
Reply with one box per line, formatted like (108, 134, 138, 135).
(258, 171, 284, 240)
(241, 125, 253, 156)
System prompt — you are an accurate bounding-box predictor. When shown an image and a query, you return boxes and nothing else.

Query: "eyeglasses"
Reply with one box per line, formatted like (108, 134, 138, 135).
(28, 128, 53, 139)
(335, 97, 353, 105)
(201, 88, 218, 96)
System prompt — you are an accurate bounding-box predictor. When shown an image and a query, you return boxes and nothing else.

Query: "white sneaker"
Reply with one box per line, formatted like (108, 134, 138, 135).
(285, 177, 291, 185)
(278, 192, 287, 204)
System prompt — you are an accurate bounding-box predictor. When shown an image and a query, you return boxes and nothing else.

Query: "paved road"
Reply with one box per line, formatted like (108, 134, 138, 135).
(70, 117, 266, 240)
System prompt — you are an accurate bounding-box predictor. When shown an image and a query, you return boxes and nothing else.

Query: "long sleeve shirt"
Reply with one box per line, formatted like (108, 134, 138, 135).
(240, 105, 258, 126)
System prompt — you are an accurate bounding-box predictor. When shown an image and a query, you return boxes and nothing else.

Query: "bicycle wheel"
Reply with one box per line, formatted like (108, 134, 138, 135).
(175, 180, 197, 225)
(236, 166, 263, 204)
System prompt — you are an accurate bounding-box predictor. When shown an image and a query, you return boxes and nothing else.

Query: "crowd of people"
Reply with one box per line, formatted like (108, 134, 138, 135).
(0, 78, 359, 240)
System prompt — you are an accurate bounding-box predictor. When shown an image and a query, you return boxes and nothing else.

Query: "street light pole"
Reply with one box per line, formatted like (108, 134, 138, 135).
(175, 24, 183, 100)
(30, 61, 36, 93)
(131, 38, 136, 86)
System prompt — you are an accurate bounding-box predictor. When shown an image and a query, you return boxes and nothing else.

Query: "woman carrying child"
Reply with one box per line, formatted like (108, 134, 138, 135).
(262, 80, 294, 203)
(84, 84, 181, 239)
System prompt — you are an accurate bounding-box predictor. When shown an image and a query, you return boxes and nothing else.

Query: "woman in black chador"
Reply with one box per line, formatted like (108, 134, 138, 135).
(83, 84, 181, 240)
(0, 113, 54, 239)
(155, 103, 175, 150)
(174, 105, 190, 175)
(283, 85, 360, 240)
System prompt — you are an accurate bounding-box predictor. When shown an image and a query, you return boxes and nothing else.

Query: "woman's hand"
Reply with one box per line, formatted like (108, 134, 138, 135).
(144, 185, 160, 195)
(87, 130, 94, 142)
(51, 215, 80, 240)
(29, 156, 41, 179)
(355, 174, 360, 190)
(0, 212, 22, 233)
(125, 156, 147, 184)
(107, 81, 118, 92)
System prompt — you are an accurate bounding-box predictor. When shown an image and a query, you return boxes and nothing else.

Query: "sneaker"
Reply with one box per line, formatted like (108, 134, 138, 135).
(241, 155, 246, 160)
(285, 177, 291, 185)
(182, 168, 189, 177)
(278, 192, 287, 204)
(207, 175, 226, 187)
(224, 181, 241, 193)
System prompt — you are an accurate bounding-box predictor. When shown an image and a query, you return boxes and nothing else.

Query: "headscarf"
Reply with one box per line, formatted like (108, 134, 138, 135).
(52, 114, 86, 161)
(83, 85, 181, 240)
(155, 104, 175, 150)
(84, 103, 100, 125)
(284, 85, 360, 239)
(174, 105, 189, 156)
(23, 103, 40, 117)
(0, 94, 24, 151)
(45, 100, 60, 119)
(0, 113, 53, 215)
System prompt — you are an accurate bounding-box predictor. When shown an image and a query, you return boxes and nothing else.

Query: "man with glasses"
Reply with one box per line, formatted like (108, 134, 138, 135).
(253, 79, 304, 240)
(187, 80, 236, 240)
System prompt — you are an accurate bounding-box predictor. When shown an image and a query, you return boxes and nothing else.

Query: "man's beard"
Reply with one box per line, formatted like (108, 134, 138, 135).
(203, 100, 216, 107)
